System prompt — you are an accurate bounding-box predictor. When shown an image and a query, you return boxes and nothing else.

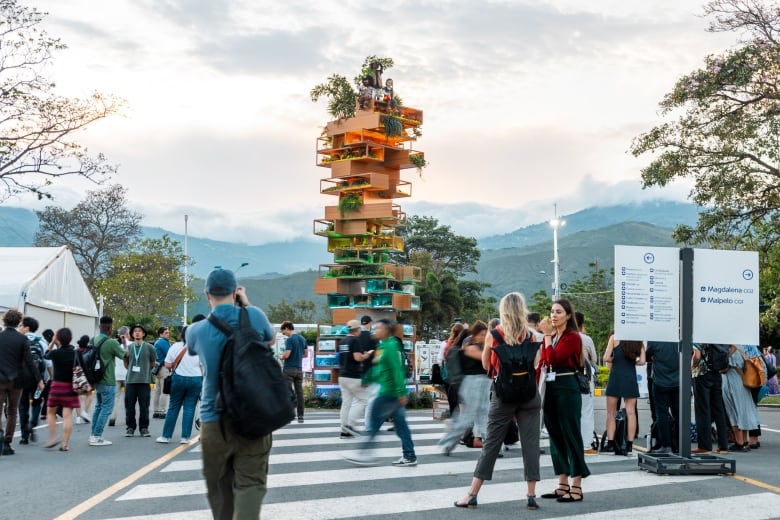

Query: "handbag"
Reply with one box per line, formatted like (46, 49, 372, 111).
(739, 349, 766, 388)
(72, 351, 93, 395)
(162, 347, 188, 395)
(760, 352, 778, 380)
(576, 348, 591, 394)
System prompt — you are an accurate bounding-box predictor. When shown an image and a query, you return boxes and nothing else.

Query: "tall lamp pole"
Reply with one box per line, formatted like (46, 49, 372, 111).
(183, 214, 189, 326)
(549, 205, 565, 301)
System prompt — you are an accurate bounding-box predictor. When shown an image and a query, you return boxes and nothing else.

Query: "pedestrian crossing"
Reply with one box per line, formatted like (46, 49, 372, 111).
(79, 411, 780, 520)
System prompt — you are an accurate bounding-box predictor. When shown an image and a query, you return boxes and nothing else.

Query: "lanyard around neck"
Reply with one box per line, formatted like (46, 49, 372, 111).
(132, 343, 143, 364)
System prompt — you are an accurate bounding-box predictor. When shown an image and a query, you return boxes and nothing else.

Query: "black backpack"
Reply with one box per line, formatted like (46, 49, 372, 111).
(82, 336, 109, 384)
(702, 343, 729, 373)
(29, 338, 46, 380)
(490, 329, 540, 404)
(442, 341, 464, 385)
(209, 307, 295, 439)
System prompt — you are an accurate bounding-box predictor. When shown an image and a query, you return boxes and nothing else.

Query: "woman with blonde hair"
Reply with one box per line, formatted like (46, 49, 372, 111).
(453, 293, 542, 511)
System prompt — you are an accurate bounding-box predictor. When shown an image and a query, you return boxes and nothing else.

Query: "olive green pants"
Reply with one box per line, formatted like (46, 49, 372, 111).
(201, 421, 272, 519)
(543, 375, 591, 478)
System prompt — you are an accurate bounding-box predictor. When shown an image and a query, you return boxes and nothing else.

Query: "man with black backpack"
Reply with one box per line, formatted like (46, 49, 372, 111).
(187, 268, 278, 520)
(88, 317, 126, 447)
(17, 316, 48, 445)
(691, 343, 730, 454)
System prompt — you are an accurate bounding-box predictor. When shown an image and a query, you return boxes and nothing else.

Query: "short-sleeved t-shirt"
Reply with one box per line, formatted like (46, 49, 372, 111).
(645, 341, 679, 388)
(283, 333, 306, 370)
(125, 341, 156, 384)
(339, 335, 364, 379)
(187, 303, 275, 424)
(94, 334, 127, 386)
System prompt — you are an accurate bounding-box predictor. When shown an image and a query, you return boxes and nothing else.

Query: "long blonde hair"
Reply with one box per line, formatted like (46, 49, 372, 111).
(499, 292, 529, 344)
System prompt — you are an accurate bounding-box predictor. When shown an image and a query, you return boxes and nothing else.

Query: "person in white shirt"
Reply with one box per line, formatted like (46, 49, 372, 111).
(576, 312, 598, 454)
(156, 326, 203, 444)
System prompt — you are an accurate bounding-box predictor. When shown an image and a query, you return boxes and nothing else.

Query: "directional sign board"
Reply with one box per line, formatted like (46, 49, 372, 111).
(692, 248, 759, 345)
(614, 246, 680, 342)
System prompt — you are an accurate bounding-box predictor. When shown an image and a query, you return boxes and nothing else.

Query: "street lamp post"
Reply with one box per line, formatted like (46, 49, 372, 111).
(183, 214, 189, 327)
(549, 206, 565, 301)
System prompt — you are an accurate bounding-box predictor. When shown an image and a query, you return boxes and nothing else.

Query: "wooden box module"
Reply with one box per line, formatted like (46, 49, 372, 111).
(324, 201, 394, 221)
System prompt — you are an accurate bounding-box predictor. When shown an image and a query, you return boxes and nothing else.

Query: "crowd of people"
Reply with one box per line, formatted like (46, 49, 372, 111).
(0, 310, 205, 455)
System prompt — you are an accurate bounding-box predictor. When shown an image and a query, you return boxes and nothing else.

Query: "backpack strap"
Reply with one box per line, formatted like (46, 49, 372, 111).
(208, 313, 233, 337)
(490, 329, 506, 346)
(171, 347, 188, 373)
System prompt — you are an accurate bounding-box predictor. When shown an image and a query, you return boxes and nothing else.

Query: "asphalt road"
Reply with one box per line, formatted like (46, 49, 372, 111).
(2, 396, 779, 519)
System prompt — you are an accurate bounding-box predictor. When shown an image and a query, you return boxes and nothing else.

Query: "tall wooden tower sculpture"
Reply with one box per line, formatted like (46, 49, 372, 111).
(311, 63, 424, 392)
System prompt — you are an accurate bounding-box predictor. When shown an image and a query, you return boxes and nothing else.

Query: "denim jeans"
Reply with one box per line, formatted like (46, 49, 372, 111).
(162, 374, 203, 439)
(438, 374, 491, 450)
(18, 387, 43, 441)
(360, 394, 416, 461)
(91, 383, 117, 437)
(283, 368, 304, 419)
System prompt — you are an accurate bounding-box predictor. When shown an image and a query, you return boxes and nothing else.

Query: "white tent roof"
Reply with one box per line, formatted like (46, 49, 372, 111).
(0, 246, 98, 317)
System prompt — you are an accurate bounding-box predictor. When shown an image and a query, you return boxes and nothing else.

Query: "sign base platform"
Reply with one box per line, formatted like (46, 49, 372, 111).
(638, 452, 736, 475)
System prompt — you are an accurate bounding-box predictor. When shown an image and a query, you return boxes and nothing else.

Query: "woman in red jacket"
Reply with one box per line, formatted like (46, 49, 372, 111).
(539, 299, 590, 503)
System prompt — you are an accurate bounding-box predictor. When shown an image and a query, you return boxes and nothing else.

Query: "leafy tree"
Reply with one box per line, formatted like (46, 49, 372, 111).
(564, 265, 614, 358)
(34, 184, 141, 290)
(0, 1, 121, 201)
(95, 235, 195, 329)
(415, 271, 462, 341)
(266, 299, 318, 324)
(458, 280, 498, 324)
(528, 289, 552, 317)
(310, 55, 396, 120)
(401, 215, 480, 278)
(630, 0, 780, 335)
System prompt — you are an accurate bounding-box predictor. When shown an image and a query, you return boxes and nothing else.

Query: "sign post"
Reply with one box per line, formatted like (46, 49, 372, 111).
(615, 245, 757, 475)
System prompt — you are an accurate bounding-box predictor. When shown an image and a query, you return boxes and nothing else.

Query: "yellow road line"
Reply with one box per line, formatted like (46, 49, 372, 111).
(53, 435, 201, 520)
(729, 473, 780, 494)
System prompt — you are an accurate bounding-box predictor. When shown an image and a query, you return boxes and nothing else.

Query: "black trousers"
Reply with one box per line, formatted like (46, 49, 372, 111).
(693, 372, 728, 450)
(652, 383, 679, 449)
(125, 383, 151, 430)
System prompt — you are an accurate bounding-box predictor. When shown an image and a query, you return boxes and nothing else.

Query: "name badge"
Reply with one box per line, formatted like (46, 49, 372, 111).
(132, 366, 141, 373)
(545, 372, 556, 382)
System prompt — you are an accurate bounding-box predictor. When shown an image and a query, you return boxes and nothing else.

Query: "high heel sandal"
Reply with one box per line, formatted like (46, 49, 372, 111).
(557, 485, 583, 503)
(541, 483, 569, 499)
(454, 493, 478, 509)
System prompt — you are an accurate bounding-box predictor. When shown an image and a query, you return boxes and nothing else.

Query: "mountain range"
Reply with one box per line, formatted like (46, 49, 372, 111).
(0, 200, 700, 316)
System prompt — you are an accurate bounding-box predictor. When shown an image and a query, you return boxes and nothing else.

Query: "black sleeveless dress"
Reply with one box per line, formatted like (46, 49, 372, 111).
(605, 345, 639, 398)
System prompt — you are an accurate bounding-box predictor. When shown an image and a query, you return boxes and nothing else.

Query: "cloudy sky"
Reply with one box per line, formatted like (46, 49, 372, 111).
(13, 0, 737, 244)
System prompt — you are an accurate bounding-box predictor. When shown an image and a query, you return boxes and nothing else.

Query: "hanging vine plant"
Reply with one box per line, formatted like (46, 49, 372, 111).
(382, 114, 404, 138)
(339, 193, 363, 216)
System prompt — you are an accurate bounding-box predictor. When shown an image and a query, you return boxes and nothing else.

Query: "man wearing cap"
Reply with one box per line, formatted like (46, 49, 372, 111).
(187, 268, 276, 519)
(88, 317, 126, 446)
(338, 320, 374, 438)
(123, 324, 156, 437)
(280, 320, 308, 423)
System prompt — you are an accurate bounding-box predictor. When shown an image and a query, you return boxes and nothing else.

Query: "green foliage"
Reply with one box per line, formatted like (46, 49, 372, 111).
(409, 153, 428, 176)
(0, 0, 122, 201)
(95, 234, 194, 329)
(406, 390, 435, 409)
(630, 1, 780, 334)
(400, 216, 480, 278)
(338, 193, 363, 216)
(564, 263, 614, 358)
(416, 271, 463, 341)
(310, 74, 357, 120)
(596, 366, 610, 388)
(354, 55, 395, 86)
(528, 290, 552, 316)
(382, 114, 404, 137)
(266, 298, 318, 324)
(300, 328, 318, 345)
(35, 184, 142, 291)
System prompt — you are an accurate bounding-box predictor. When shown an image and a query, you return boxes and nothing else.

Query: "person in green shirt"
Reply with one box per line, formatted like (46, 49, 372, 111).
(89, 316, 128, 446)
(344, 318, 417, 467)
(123, 324, 156, 437)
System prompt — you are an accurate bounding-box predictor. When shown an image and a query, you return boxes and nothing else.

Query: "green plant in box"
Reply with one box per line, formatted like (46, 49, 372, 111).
(338, 193, 363, 216)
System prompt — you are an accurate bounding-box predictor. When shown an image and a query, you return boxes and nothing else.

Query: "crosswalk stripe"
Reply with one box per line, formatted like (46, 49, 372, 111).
(188, 431, 446, 451)
(104, 471, 722, 520)
(280, 415, 437, 426)
(273, 422, 444, 436)
(125, 453, 646, 500)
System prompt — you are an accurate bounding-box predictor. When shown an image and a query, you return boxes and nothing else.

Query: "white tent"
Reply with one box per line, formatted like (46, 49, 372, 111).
(0, 246, 98, 337)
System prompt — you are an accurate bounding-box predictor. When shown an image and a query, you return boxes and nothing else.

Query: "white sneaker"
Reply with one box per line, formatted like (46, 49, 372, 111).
(391, 457, 418, 467)
(90, 437, 112, 446)
(180, 438, 190, 444)
(88, 435, 99, 444)
(80, 412, 91, 423)
(75, 417, 84, 425)
(156, 436, 170, 443)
